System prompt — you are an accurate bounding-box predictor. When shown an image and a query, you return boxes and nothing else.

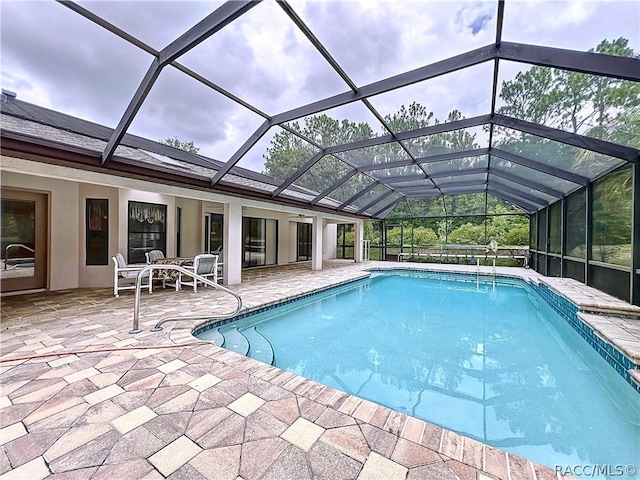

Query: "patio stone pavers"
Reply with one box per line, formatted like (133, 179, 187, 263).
(148, 435, 202, 477)
(2, 260, 633, 479)
(281, 418, 325, 452)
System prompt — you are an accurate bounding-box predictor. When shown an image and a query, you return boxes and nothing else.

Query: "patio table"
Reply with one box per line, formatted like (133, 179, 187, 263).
(151, 257, 194, 283)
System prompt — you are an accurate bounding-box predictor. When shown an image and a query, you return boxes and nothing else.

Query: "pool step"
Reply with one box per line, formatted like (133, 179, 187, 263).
(244, 327, 275, 366)
(198, 326, 225, 347)
(220, 326, 249, 356)
(204, 325, 275, 366)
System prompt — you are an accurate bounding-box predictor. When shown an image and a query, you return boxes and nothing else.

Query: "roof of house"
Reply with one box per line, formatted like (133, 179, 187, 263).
(1, 95, 350, 213)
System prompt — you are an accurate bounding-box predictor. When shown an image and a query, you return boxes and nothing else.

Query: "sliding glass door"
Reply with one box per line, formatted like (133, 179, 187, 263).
(242, 217, 277, 268)
(297, 222, 312, 261)
(1, 189, 48, 292)
(204, 213, 223, 254)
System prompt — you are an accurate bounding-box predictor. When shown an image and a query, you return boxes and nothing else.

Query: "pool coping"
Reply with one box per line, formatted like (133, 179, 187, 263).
(190, 273, 372, 337)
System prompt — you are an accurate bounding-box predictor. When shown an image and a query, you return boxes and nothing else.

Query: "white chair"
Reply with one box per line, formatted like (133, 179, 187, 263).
(179, 254, 218, 293)
(145, 250, 165, 263)
(145, 250, 166, 291)
(112, 253, 151, 297)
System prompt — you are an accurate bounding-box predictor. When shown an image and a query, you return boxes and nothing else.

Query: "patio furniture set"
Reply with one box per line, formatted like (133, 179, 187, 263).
(112, 250, 220, 297)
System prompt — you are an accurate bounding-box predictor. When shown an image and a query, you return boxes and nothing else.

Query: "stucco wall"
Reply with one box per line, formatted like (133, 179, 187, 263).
(2, 156, 358, 292)
(179, 198, 205, 257)
(2, 170, 79, 290)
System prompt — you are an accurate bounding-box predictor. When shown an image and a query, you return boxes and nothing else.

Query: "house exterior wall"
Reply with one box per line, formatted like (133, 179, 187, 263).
(242, 207, 318, 266)
(177, 197, 202, 257)
(1, 155, 353, 293)
(2, 169, 79, 290)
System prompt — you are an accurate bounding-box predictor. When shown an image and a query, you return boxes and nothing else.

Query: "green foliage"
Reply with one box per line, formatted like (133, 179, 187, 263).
(269, 37, 630, 266)
(498, 67, 560, 125)
(505, 225, 530, 246)
(263, 115, 373, 182)
(161, 137, 200, 154)
(262, 128, 317, 181)
(345, 231, 355, 244)
(382, 215, 528, 248)
(386, 199, 411, 218)
(498, 37, 639, 137)
(384, 101, 434, 133)
(487, 215, 529, 246)
(412, 226, 440, 245)
(448, 223, 486, 244)
(385, 226, 403, 246)
(445, 194, 486, 216)
(592, 165, 632, 265)
(589, 105, 640, 148)
(263, 104, 479, 199)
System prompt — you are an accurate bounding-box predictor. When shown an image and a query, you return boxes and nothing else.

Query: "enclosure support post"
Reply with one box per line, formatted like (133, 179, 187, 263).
(631, 163, 640, 306)
(560, 197, 565, 278)
(355, 221, 364, 263)
(585, 184, 593, 288)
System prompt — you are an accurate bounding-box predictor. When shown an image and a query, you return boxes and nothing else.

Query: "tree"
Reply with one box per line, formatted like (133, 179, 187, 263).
(498, 67, 560, 126)
(262, 127, 317, 181)
(161, 137, 200, 154)
(448, 223, 487, 245)
(497, 37, 639, 137)
(263, 115, 374, 182)
(592, 165, 632, 265)
(263, 104, 481, 209)
(587, 38, 639, 134)
(496, 36, 638, 198)
(505, 225, 530, 246)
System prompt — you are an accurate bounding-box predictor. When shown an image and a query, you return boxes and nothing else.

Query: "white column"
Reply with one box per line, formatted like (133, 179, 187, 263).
(323, 223, 337, 260)
(223, 200, 242, 285)
(355, 221, 364, 263)
(312, 215, 324, 271)
(277, 216, 289, 266)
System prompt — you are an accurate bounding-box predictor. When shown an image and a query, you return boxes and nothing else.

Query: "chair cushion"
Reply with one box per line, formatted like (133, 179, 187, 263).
(114, 253, 127, 269)
(195, 255, 217, 275)
(114, 253, 149, 279)
(148, 250, 165, 262)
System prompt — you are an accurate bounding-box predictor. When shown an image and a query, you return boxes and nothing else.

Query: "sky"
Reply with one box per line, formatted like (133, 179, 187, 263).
(1, 0, 638, 172)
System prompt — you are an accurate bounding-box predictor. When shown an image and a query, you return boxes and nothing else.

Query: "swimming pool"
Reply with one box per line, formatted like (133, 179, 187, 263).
(197, 271, 640, 476)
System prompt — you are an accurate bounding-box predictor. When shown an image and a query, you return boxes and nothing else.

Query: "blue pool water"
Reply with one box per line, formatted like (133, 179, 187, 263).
(201, 272, 640, 477)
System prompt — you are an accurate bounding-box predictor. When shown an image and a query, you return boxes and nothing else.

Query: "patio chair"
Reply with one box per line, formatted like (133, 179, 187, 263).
(179, 254, 218, 293)
(145, 250, 165, 263)
(145, 249, 166, 290)
(112, 253, 152, 297)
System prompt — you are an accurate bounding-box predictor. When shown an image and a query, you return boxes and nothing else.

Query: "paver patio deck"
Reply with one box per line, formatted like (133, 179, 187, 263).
(2, 260, 636, 479)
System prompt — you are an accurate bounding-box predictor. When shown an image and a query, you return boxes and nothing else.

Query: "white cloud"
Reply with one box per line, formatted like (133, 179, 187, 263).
(1, 0, 636, 173)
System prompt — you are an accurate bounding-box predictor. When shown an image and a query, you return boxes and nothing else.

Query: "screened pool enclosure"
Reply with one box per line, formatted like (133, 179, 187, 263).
(1, 0, 638, 304)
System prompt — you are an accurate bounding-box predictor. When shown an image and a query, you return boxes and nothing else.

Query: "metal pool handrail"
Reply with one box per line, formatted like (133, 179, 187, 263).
(4, 243, 35, 270)
(130, 264, 243, 334)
